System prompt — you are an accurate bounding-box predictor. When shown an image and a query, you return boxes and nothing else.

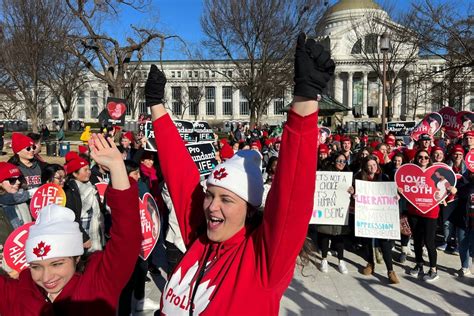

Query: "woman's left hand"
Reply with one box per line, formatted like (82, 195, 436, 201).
(89, 133, 123, 170)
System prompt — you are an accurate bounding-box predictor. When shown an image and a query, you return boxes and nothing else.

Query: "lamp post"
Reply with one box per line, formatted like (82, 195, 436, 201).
(380, 31, 390, 135)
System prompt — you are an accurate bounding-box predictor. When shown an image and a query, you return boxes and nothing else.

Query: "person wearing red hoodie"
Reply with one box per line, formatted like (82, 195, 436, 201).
(0, 133, 140, 315)
(145, 33, 334, 315)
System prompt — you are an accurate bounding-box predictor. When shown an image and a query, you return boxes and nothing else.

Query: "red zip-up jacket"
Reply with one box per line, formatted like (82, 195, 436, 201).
(0, 183, 141, 316)
(155, 109, 318, 315)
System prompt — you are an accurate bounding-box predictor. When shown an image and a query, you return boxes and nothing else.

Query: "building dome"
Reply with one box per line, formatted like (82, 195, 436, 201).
(328, 0, 380, 14)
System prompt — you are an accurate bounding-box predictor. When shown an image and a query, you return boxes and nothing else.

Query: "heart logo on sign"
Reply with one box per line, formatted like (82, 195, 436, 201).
(457, 111, 474, 135)
(410, 112, 443, 141)
(395, 163, 456, 214)
(318, 126, 331, 144)
(465, 149, 474, 172)
(107, 101, 126, 119)
(138, 193, 160, 260)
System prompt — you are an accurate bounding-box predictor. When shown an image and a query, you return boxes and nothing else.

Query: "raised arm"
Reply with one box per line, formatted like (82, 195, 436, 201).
(146, 66, 204, 246)
(258, 33, 335, 286)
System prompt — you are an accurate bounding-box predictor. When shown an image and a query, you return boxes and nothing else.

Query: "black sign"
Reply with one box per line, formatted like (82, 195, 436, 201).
(387, 121, 416, 136)
(185, 142, 218, 176)
(98, 97, 128, 126)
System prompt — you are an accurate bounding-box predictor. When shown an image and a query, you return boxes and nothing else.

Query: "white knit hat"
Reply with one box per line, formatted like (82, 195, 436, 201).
(207, 150, 264, 207)
(25, 204, 84, 263)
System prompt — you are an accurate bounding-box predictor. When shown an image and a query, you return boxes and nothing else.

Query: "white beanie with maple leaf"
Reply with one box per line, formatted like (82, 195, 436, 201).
(25, 204, 84, 263)
(207, 150, 264, 207)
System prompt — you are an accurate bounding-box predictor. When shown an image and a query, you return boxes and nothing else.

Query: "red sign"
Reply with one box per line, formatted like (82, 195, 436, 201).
(458, 111, 474, 135)
(410, 112, 443, 141)
(318, 126, 331, 144)
(139, 193, 160, 260)
(107, 101, 126, 120)
(395, 163, 456, 214)
(4, 223, 34, 273)
(29, 183, 67, 219)
(439, 108, 474, 138)
(95, 182, 108, 203)
(466, 149, 474, 172)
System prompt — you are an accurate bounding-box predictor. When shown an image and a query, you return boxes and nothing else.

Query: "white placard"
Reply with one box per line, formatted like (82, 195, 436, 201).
(310, 171, 353, 225)
(354, 180, 400, 239)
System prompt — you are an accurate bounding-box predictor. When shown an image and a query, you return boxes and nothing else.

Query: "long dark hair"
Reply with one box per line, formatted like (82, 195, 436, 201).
(414, 149, 433, 168)
(359, 155, 381, 180)
(41, 164, 65, 184)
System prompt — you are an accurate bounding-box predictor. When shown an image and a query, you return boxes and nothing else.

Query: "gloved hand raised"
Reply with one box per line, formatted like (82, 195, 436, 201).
(293, 33, 335, 100)
(145, 64, 167, 107)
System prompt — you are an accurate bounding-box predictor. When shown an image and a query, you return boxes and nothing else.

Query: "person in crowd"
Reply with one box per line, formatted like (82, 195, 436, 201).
(8, 133, 47, 190)
(90, 162, 110, 185)
(41, 164, 66, 187)
(447, 144, 467, 176)
(80, 125, 92, 145)
(145, 32, 334, 314)
(417, 134, 432, 152)
(41, 124, 50, 141)
(56, 124, 65, 143)
(318, 144, 331, 170)
(26, 133, 45, 163)
(350, 147, 370, 173)
(0, 162, 32, 229)
(341, 136, 353, 165)
(316, 153, 352, 275)
(375, 143, 390, 164)
(64, 152, 104, 253)
(431, 146, 445, 163)
(355, 156, 400, 284)
(119, 131, 137, 160)
(352, 136, 362, 154)
(0, 133, 141, 315)
(407, 149, 456, 282)
(464, 130, 474, 151)
(452, 169, 474, 277)
(268, 138, 281, 158)
(140, 151, 161, 198)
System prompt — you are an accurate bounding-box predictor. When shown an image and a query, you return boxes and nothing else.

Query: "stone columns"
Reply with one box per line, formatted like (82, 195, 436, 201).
(362, 72, 368, 118)
(347, 72, 353, 113)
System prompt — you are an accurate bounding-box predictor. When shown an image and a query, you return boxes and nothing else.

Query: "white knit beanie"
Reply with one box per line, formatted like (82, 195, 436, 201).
(25, 204, 84, 263)
(207, 150, 264, 207)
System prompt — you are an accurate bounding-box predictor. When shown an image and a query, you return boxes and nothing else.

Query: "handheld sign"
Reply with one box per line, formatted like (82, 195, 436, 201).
(354, 180, 400, 239)
(185, 142, 218, 176)
(174, 120, 196, 142)
(29, 183, 66, 219)
(466, 150, 474, 173)
(395, 163, 456, 214)
(410, 112, 443, 141)
(95, 182, 108, 203)
(139, 193, 161, 260)
(310, 171, 352, 225)
(193, 121, 215, 142)
(387, 121, 416, 136)
(4, 223, 34, 273)
(439, 107, 461, 139)
(458, 111, 474, 134)
(318, 126, 331, 144)
(98, 97, 127, 126)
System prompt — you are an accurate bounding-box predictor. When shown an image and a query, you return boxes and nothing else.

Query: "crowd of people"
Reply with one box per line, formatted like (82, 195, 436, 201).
(0, 33, 472, 315)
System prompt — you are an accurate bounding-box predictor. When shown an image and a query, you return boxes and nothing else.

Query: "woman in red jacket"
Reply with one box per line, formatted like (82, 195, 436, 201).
(0, 133, 141, 316)
(146, 33, 334, 315)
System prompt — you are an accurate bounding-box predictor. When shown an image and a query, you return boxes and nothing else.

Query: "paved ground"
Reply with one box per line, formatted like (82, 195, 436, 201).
(140, 244, 473, 316)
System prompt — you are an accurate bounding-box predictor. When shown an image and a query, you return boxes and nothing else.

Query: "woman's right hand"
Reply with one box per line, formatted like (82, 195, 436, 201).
(83, 240, 92, 249)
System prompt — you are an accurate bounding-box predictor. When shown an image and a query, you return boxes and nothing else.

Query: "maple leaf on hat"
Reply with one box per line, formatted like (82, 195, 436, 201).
(33, 241, 51, 259)
(213, 168, 228, 180)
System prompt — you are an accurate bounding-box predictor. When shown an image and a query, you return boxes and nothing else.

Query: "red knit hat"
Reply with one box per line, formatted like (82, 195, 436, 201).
(371, 150, 385, 164)
(361, 135, 369, 143)
(0, 162, 22, 182)
(340, 136, 351, 143)
(220, 143, 234, 160)
(334, 135, 341, 142)
(319, 144, 329, 154)
(65, 151, 80, 163)
(384, 135, 396, 146)
(78, 145, 89, 154)
(65, 157, 89, 175)
(264, 139, 273, 147)
(370, 141, 380, 149)
(11, 133, 34, 154)
(404, 149, 417, 162)
(250, 141, 262, 152)
(465, 130, 474, 137)
(451, 144, 465, 155)
(122, 131, 134, 143)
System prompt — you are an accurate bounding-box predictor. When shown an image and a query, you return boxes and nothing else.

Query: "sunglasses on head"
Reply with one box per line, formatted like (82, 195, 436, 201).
(5, 177, 20, 185)
(417, 156, 430, 160)
(25, 145, 37, 152)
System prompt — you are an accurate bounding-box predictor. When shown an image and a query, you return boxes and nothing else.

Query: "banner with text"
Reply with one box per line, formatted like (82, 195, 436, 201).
(354, 180, 400, 239)
(310, 171, 352, 225)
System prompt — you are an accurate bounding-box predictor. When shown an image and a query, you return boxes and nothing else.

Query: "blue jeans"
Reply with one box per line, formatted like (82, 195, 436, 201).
(456, 227, 474, 269)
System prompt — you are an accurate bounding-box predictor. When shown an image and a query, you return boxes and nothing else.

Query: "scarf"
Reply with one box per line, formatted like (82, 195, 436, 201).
(140, 164, 157, 182)
(75, 180, 103, 252)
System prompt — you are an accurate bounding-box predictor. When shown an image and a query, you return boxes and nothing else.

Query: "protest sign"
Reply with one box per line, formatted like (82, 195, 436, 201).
(98, 97, 127, 126)
(29, 183, 67, 219)
(458, 111, 474, 134)
(318, 126, 331, 144)
(410, 112, 443, 141)
(186, 142, 218, 176)
(466, 150, 474, 173)
(310, 171, 352, 225)
(137, 114, 151, 139)
(194, 121, 215, 142)
(395, 163, 456, 214)
(95, 182, 108, 203)
(439, 107, 462, 139)
(4, 223, 34, 273)
(354, 180, 400, 239)
(139, 193, 160, 260)
(387, 121, 416, 136)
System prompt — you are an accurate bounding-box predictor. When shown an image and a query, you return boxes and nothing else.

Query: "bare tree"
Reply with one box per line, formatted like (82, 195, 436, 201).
(0, 98, 24, 120)
(0, 0, 65, 132)
(200, 0, 325, 126)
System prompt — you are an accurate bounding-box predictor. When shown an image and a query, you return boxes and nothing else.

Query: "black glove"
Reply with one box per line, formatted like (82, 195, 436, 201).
(294, 33, 335, 99)
(145, 64, 167, 107)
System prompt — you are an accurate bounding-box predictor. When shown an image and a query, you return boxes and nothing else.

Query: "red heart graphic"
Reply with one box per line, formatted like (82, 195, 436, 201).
(465, 149, 474, 172)
(457, 111, 474, 135)
(439, 107, 461, 139)
(395, 163, 456, 214)
(107, 102, 126, 119)
(138, 193, 160, 260)
(410, 112, 442, 141)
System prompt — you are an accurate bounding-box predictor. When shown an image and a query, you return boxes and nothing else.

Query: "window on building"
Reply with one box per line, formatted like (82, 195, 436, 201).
(227, 70, 233, 78)
(205, 71, 210, 78)
(77, 90, 85, 119)
(51, 97, 60, 119)
(177, 71, 181, 78)
(211, 71, 216, 78)
(273, 92, 285, 115)
(194, 71, 199, 78)
(90, 90, 98, 117)
(239, 91, 249, 116)
(222, 86, 233, 115)
(206, 86, 216, 115)
(188, 71, 192, 78)
(365, 34, 378, 54)
(351, 39, 362, 54)
(189, 86, 200, 117)
(171, 71, 176, 78)
(172, 87, 182, 116)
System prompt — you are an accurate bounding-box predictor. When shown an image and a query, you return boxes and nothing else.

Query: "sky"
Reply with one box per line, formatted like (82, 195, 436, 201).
(101, 0, 435, 61)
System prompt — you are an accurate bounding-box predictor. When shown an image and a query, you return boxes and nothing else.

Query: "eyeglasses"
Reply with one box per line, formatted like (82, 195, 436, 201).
(5, 177, 20, 185)
(335, 160, 347, 164)
(25, 145, 37, 152)
(417, 156, 430, 160)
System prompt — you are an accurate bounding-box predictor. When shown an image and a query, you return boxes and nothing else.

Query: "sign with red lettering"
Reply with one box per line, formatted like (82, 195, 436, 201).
(139, 193, 160, 260)
(95, 182, 108, 203)
(395, 163, 456, 214)
(465, 149, 474, 173)
(319, 126, 331, 144)
(4, 223, 34, 273)
(410, 112, 443, 141)
(29, 183, 67, 219)
(439, 108, 474, 139)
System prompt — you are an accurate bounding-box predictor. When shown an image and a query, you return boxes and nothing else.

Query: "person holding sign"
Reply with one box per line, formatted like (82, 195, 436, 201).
(146, 32, 334, 315)
(0, 133, 141, 315)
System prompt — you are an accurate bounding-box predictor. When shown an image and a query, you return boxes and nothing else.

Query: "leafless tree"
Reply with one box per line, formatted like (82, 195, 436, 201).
(200, 0, 325, 126)
(0, 98, 25, 120)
